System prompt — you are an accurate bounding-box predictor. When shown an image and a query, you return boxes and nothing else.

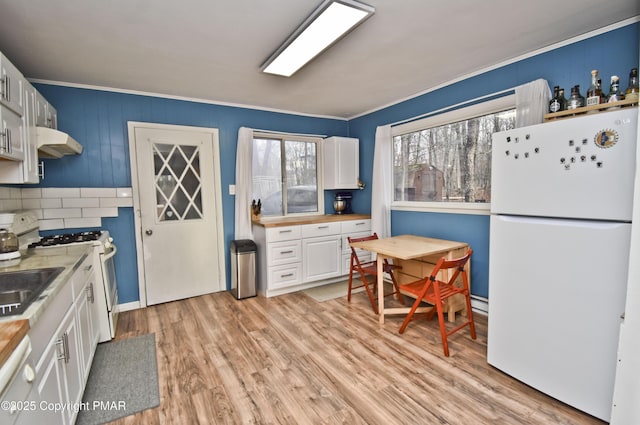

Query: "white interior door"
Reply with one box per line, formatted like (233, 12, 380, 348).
(129, 123, 224, 306)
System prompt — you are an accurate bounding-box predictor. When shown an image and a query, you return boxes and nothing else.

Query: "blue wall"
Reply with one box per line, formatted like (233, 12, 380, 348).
(32, 86, 349, 303)
(27, 22, 638, 303)
(348, 22, 639, 298)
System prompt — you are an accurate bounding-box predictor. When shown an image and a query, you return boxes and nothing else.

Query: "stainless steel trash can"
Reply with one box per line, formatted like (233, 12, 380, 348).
(230, 239, 257, 299)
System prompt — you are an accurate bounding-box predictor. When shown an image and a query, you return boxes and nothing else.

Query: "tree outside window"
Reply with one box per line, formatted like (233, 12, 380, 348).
(393, 109, 515, 203)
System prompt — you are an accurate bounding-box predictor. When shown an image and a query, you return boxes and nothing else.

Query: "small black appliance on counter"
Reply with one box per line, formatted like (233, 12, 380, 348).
(333, 192, 353, 214)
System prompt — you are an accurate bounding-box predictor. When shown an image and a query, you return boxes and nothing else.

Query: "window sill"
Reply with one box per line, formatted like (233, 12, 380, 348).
(391, 201, 490, 215)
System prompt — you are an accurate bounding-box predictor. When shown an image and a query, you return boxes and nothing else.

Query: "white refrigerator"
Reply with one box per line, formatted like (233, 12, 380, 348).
(487, 107, 638, 422)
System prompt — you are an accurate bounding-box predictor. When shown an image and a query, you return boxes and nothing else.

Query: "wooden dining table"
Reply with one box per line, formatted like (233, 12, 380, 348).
(349, 234, 470, 324)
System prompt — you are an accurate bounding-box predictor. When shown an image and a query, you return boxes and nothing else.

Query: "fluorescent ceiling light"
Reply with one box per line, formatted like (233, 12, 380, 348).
(261, 0, 375, 77)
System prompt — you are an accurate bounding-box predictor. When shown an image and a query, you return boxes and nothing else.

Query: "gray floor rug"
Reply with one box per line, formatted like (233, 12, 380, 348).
(76, 333, 160, 425)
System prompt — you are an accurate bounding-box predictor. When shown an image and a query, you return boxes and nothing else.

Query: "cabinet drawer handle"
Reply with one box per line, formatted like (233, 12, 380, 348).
(317, 225, 329, 229)
(279, 229, 292, 233)
(280, 273, 294, 278)
(280, 250, 293, 254)
(355, 222, 365, 226)
(1, 129, 10, 153)
(63, 333, 70, 363)
(56, 333, 70, 363)
(56, 337, 66, 361)
(0, 75, 8, 101)
(86, 282, 95, 303)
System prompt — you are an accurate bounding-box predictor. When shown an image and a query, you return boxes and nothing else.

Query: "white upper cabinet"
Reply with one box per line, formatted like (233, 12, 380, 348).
(0, 101, 25, 161)
(0, 81, 39, 181)
(0, 52, 24, 116)
(0, 50, 65, 183)
(23, 84, 39, 182)
(323, 136, 359, 189)
(36, 90, 57, 129)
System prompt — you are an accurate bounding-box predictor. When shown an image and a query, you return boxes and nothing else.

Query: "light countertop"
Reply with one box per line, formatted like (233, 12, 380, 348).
(0, 246, 91, 369)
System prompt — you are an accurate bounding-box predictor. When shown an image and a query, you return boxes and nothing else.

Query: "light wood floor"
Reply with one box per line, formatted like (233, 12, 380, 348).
(110, 289, 606, 425)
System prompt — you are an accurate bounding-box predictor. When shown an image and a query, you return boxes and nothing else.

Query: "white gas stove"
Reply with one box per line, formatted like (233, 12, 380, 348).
(11, 211, 119, 342)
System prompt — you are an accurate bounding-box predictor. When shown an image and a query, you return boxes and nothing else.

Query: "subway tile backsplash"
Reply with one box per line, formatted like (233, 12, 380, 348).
(0, 187, 133, 230)
(42, 187, 81, 198)
(80, 187, 116, 198)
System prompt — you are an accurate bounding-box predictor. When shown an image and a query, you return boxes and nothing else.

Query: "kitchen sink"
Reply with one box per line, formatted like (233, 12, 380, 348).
(0, 267, 65, 316)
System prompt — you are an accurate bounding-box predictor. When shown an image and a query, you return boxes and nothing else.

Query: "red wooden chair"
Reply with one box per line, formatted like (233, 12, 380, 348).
(347, 233, 404, 314)
(398, 249, 476, 356)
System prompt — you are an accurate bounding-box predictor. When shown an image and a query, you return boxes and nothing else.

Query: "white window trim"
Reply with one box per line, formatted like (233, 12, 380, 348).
(390, 94, 516, 215)
(393, 201, 491, 215)
(253, 131, 325, 218)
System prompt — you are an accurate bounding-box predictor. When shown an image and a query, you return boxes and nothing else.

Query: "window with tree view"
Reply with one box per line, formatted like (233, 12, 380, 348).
(253, 135, 322, 217)
(393, 108, 516, 203)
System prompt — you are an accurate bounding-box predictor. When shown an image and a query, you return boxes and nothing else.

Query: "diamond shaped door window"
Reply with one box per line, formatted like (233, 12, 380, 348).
(153, 143, 203, 222)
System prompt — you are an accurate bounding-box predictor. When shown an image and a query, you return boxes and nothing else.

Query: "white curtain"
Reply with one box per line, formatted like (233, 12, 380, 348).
(515, 78, 551, 127)
(234, 127, 253, 239)
(371, 125, 393, 238)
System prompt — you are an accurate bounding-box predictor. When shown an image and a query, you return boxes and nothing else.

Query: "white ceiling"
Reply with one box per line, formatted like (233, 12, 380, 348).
(0, 0, 638, 119)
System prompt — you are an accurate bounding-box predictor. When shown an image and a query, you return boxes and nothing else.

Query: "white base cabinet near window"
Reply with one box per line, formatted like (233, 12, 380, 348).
(254, 218, 371, 297)
(300, 222, 342, 283)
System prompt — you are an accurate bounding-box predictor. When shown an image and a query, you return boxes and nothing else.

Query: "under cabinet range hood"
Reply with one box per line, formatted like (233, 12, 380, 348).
(36, 126, 83, 158)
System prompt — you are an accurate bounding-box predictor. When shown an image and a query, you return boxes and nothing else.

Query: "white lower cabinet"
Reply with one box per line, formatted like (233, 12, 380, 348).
(36, 307, 82, 425)
(76, 278, 99, 384)
(28, 254, 98, 425)
(302, 235, 341, 282)
(35, 341, 66, 424)
(267, 240, 302, 266)
(73, 255, 100, 384)
(254, 217, 371, 297)
(269, 263, 302, 290)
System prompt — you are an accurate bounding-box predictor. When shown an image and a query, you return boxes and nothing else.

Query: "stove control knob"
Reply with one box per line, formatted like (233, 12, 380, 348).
(104, 240, 113, 249)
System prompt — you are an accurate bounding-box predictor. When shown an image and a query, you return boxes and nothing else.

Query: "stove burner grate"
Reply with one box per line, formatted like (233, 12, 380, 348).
(29, 230, 102, 248)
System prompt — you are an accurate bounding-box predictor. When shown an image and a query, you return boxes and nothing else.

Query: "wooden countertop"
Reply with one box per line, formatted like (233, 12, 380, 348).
(252, 213, 371, 228)
(0, 319, 29, 369)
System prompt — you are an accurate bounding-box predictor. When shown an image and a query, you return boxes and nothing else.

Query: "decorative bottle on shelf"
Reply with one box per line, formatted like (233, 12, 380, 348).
(625, 67, 639, 104)
(586, 70, 603, 106)
(567, 85, 585, 110)
(558, 88, 567, 111)
(549, 86, 562, 113)
(607, 76, 625, 103)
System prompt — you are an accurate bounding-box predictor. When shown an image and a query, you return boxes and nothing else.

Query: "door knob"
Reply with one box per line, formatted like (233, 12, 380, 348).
(145, 229, 153, 236)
